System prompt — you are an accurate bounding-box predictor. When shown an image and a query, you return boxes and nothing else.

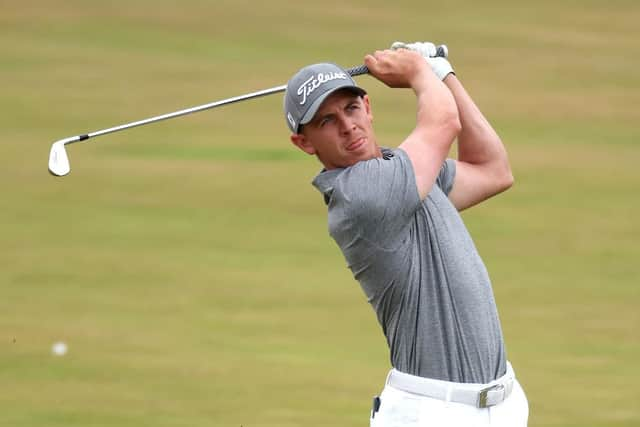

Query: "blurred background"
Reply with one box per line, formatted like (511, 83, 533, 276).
(1, 1, 639, 426)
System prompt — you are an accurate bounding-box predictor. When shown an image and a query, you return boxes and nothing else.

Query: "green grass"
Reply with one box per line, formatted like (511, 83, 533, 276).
(1, 1, 639, 426)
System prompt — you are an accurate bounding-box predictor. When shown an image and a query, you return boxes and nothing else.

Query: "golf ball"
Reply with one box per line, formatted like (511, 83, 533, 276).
(52, 341, 68, 356)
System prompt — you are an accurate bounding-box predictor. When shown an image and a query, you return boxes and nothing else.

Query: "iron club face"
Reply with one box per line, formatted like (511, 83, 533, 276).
(48, 138, 74, 176)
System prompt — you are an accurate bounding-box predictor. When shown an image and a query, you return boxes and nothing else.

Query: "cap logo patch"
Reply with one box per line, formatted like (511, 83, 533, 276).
(287, 112, 296, 129)
(297, 72, 348, 105)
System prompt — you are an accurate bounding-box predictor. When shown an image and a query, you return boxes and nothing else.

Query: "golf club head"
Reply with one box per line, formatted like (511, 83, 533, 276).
(48, 140, 71, 176)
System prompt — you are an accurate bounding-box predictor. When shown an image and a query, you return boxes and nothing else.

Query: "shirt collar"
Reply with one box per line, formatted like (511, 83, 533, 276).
(310, 148, 394, 205)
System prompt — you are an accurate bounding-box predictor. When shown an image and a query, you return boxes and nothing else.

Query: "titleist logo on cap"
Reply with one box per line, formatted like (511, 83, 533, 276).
(297, 71, 348, 105)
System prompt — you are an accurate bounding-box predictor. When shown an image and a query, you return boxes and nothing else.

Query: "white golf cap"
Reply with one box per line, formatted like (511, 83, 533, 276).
(283, 63, 366, 134)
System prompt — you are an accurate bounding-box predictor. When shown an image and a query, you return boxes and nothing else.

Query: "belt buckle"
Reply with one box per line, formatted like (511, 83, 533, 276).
(477, 384, 504, 408)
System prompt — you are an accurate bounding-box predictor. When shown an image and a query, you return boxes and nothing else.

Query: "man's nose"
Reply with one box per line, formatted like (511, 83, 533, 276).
(338, 115, 356, 134)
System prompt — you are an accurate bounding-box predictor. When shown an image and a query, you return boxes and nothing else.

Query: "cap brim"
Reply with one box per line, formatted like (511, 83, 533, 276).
(298, 85, 366, 130)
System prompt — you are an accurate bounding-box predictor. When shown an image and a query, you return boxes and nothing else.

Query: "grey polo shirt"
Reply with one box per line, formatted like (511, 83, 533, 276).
(312, 148, 506, 384)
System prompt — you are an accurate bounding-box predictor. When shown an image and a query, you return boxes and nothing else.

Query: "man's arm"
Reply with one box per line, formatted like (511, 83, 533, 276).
(365, 49, 461, 200)
(445, 74, 514, 210)
(388, 41, 513, 209)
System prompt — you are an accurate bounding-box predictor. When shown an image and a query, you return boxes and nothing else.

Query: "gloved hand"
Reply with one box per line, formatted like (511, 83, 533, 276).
(391, 41, 438, 57)
(390, 41, 454, 81)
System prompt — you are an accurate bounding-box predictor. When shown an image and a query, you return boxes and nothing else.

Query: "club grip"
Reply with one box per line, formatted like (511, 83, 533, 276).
(347, 64, 370, 77)
(347, 44, 448, 77)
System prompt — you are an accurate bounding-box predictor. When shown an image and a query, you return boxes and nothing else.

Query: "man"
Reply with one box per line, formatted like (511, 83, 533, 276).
(283, 42, 528, 426)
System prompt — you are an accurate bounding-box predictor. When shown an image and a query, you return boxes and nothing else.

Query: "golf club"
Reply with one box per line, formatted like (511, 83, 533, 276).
(48, 45, 448, 176)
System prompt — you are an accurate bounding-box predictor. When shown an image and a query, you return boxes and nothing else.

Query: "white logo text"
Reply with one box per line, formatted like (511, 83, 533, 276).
(297, 72, 348, 105)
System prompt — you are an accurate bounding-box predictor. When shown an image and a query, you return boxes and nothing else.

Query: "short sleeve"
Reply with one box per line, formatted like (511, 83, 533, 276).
(327, 149, 422, 249)
(436, 158, 457, 196)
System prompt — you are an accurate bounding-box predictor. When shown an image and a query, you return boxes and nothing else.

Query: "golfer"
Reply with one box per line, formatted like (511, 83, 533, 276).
(284, 43, 528, 426)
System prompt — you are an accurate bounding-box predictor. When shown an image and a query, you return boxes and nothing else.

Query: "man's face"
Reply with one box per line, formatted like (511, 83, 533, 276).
(290, 89, 380, 169)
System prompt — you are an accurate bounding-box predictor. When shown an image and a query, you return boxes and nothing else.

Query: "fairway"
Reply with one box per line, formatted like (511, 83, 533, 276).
(1, 1, 639, 426)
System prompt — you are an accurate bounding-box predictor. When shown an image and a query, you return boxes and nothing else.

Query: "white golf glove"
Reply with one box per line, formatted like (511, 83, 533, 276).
(390, 41, 454, 81)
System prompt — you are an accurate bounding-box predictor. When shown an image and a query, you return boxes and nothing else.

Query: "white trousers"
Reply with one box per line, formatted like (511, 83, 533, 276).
(370, 368, 529, 427)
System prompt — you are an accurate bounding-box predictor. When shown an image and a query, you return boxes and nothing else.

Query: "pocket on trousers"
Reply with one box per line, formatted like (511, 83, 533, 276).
(372, 391, 420, 427)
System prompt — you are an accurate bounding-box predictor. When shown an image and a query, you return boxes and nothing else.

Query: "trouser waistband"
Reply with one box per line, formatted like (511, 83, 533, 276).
(386, 362, 515, 408)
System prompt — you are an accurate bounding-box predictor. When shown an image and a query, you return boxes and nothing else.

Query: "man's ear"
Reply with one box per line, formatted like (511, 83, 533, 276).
(290, 133, 316, 155)
(363, 94, 373, 122)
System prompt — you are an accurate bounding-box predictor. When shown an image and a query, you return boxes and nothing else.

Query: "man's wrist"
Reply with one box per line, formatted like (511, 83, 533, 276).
(425, 57, 454, 81)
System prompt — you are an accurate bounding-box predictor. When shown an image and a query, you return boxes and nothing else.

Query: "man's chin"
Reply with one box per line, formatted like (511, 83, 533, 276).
(321, 146, 381, 170)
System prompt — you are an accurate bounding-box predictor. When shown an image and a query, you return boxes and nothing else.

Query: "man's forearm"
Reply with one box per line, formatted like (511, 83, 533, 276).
(444, 75, 510, 171)
(414, 70, 459, 136)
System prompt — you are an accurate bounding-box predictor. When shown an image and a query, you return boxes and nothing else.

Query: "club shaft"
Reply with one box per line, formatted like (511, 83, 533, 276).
(67, 65, 355, 145)
(83, 84, 287, 141)
(64, 45, 446, 145)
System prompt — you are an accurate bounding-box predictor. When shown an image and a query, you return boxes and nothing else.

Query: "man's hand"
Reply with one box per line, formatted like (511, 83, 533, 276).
(391, 41, 455, 81)
(364, 49, 433, 90)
